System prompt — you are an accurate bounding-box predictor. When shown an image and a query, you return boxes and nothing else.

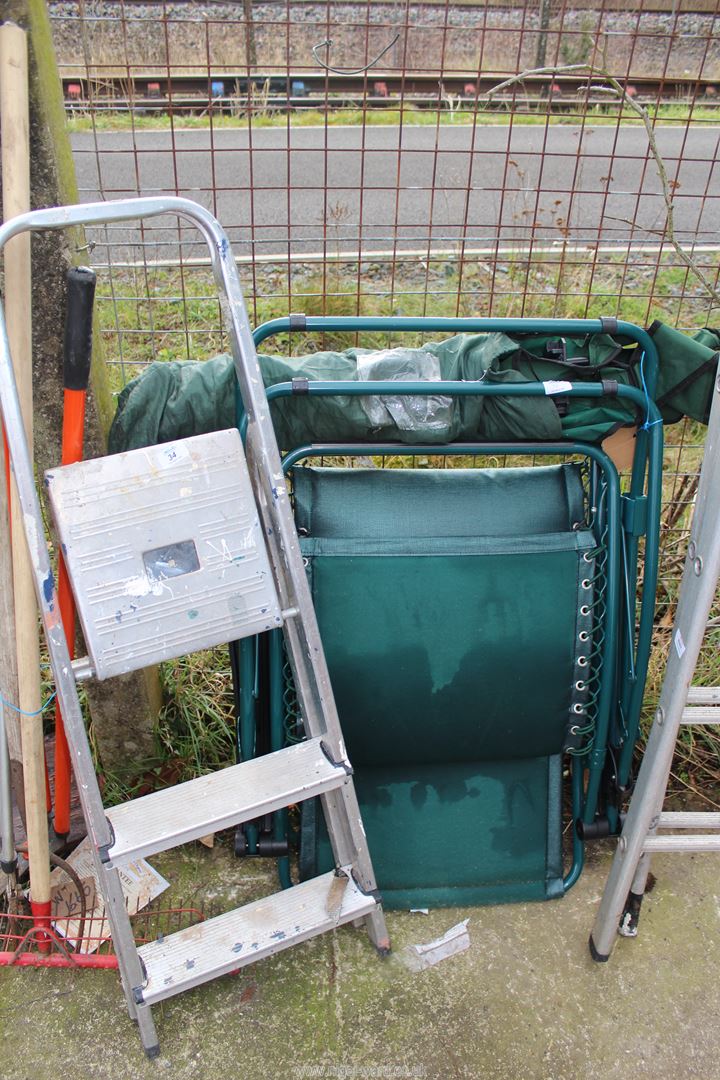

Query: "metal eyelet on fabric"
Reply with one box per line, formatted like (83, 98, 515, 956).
(579, 630, 589, 642)
(573, 703, 585, 714)
(581, 579, 592, 589)
(575, 680, 586, 692)
(578, 656, 588, 667)
(580, 605, 591, 616)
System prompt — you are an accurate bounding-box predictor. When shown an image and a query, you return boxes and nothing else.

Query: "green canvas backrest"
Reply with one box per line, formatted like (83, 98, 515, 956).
(293, 463, 597, 766)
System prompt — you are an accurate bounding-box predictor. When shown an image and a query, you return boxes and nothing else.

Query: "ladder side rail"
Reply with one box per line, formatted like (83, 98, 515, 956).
(0, 309, 112, 853)
(590, 372, 720, 961)
(0, 279, 159, 1049)
(245, 452, 388, 939)
(218, 297, 346, 755)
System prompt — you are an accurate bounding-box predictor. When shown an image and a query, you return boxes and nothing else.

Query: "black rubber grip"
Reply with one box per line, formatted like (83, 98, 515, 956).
(63, 266, 97, 390)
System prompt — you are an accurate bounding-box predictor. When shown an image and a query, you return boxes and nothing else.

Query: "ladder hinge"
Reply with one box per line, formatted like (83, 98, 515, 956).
(98, 818, 116, 863)
(319, 740, 353, 776)
(621, 494, 648, 538)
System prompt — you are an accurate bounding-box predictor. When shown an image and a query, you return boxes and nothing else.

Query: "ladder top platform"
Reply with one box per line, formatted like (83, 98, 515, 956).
(46, 429, 283, 679)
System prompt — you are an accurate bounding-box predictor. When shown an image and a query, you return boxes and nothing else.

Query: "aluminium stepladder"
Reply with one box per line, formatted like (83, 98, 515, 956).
(589, 366, 720, 961)
(0, 197, 389, 1057)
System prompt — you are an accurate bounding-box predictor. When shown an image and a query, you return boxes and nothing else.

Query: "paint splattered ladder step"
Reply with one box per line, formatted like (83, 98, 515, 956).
(137, 868, 378, 1005)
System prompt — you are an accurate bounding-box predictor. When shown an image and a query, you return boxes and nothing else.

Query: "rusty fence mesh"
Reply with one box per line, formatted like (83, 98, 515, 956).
(49, 0, 719, 779)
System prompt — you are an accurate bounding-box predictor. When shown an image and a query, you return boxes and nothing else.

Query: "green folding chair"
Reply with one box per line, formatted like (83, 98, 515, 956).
(232, 316, 663, 908)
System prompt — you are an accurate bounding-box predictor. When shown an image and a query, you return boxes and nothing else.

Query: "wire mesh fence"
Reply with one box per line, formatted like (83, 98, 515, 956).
(48, 0, 719, 783)
(54, 1, 720, 353)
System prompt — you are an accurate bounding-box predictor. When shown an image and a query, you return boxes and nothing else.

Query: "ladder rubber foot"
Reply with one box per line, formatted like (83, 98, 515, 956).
(144, 1044, 161, 1060)
(376, 944, 392, 959)
(588, 934, 610, 963)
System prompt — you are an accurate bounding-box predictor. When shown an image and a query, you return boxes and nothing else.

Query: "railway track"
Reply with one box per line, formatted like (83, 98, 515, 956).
(62, 71, 720, 114)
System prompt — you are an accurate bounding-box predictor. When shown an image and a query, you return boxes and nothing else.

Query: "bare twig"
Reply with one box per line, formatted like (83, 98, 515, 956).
(485, 64, 720, 308)
(486, 64, 591, 99)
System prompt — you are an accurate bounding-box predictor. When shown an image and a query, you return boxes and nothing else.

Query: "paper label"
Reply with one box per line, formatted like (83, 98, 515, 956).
(674, 629, 686, 659)
(543, 380, 573, 396)
(50, 836, 169, 954)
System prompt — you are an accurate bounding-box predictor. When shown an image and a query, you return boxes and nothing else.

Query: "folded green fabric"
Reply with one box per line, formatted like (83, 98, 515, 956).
(108, 321, 719, 452)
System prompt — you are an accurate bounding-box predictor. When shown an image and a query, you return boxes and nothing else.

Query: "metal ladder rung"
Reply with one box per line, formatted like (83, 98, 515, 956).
(643, 835, 720, 853)
(137, 868, 377, 1006)
(681, 706, 720, 724)
(656, 812, 720, 830)
(686, 687, 720, 705)
(106, 738, 350, 863)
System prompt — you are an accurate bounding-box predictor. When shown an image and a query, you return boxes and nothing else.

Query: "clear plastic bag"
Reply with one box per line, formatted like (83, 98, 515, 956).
(355, 348, 454, 435)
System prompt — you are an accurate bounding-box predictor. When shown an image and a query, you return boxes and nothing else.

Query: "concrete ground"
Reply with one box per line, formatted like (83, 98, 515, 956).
(1, 840, 718, 1080)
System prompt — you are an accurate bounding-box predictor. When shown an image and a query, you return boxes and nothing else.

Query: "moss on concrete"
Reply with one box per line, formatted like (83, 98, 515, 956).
(1, 845, 720, 1080)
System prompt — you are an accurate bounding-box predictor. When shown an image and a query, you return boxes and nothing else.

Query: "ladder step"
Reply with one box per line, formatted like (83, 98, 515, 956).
(106, 738, 349, 863)
(686, 686, 720, 705)
(681, 706, 720, 725)
(657, 812, 720, 830)
(137, 868, 378, 1005)
(643, 835, 720, 853)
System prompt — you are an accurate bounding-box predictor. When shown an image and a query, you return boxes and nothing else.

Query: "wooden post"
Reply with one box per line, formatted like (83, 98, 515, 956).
(0, 20, 51, 937)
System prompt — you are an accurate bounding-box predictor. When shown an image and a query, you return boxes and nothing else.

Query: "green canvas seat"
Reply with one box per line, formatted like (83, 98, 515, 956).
(292, 463, 599, 907)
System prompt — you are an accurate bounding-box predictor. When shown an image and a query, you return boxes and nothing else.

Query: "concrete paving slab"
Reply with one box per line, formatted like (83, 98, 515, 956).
(1, 840, 718, 1080)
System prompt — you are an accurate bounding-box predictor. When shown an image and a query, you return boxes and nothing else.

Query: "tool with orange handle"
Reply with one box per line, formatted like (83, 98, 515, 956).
(52, 266, 96, 839)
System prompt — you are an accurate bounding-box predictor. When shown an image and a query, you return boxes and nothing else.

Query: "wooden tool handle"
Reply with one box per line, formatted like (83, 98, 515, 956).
(1, 21, 51, 941)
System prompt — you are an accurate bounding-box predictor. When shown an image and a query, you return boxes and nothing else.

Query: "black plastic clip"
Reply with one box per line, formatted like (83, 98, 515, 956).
(291, 377, 310, 395)
(132, 957, 149, 1004)
(601, 378, 619, 397)
(600, 316, 618, 335)
(289, 313, 307, 330)
(545, 337, 567, 362)
(98, 818, 116, 863)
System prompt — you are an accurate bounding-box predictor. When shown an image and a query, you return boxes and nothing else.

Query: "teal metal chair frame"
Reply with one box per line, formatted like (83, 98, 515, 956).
(232, 316, 663, 899)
